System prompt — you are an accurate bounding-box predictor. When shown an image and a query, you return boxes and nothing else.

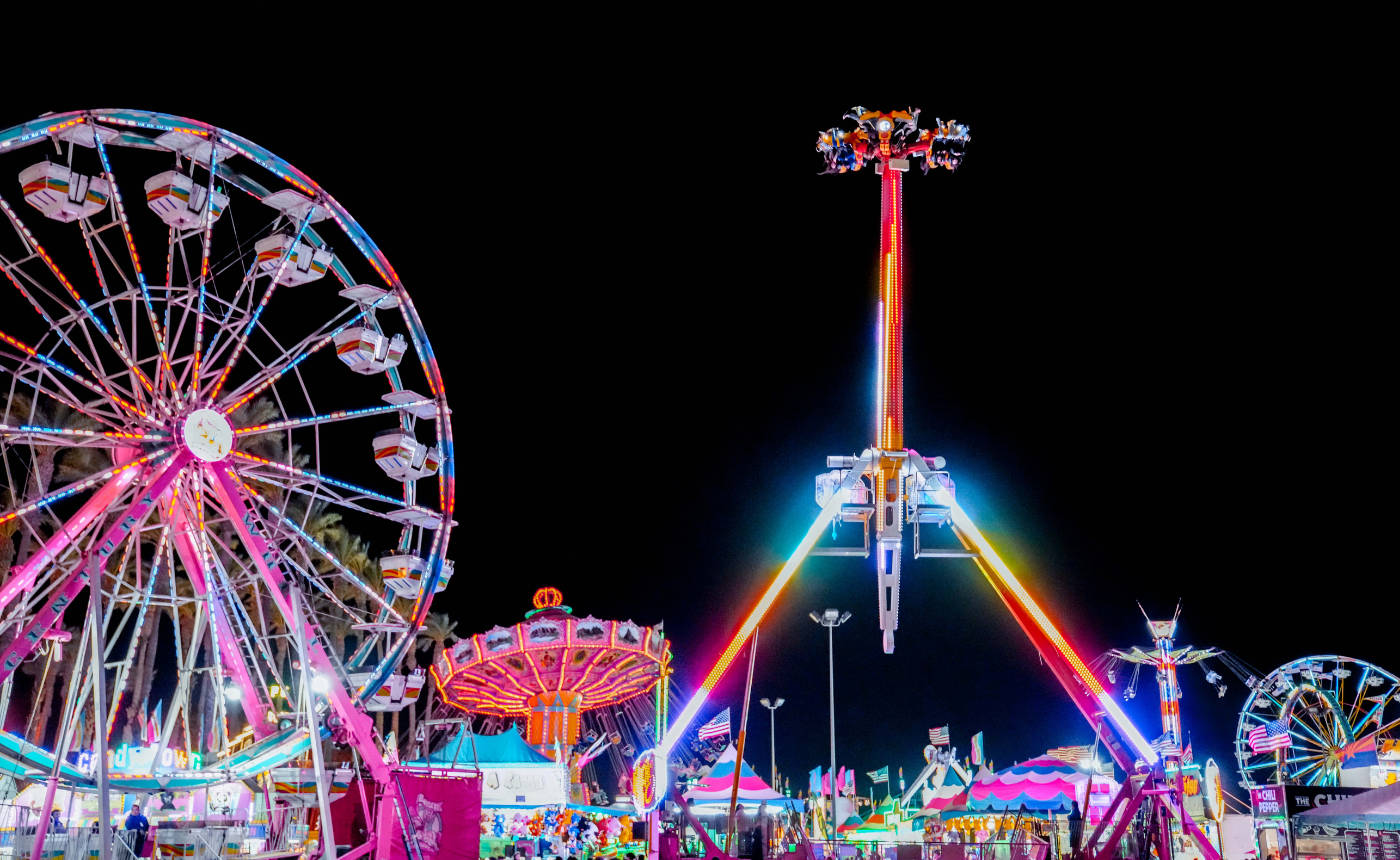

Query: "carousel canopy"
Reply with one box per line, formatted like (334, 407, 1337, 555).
(968, 757, 1090, 814)
(407, 726, 555, 768)
(434, 591, 669, 716)
(684, 743, 795, 808)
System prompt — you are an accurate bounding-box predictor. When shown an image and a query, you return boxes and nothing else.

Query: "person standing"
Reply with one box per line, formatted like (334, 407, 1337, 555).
(125, 803, 150, 857)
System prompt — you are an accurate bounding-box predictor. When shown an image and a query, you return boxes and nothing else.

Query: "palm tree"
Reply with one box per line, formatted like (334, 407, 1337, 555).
(410, 612, 457, 756)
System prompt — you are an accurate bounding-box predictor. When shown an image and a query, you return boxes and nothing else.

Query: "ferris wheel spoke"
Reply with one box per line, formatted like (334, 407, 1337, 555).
(241, 483, 407, 626)
(1, 327, 150, 424)
(0, 450, 151, 613)
(0, 446, 173, 530)
(76, 224, 159, 407)
(0, 262, 149, 421)
(0, 449, 188, 685)
(206, 210, 316, 404)
(0, 194, 140, 385)
(216, 298, 389, 415)
(237, 493, 371, 628)
(229, 452, 440, 519)
(234, 400, 433, 436)
(0, 423, 166, 445)
(0, 361, 129, 432)
(186, 154, 221, 395)
(89, 121, 182, 404)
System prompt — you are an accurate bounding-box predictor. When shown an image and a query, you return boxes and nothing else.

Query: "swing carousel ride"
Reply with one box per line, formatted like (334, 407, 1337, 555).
(0, 109, 454, 860)
(431, 587, 672, 796)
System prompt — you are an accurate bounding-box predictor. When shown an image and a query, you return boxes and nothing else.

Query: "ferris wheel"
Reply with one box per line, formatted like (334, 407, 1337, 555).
(0, 109, 454, 790)
(1235, 655, 1399, 788)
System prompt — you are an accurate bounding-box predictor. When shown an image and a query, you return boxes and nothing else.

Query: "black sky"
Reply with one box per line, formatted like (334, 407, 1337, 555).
(12, 40, 1391, 798)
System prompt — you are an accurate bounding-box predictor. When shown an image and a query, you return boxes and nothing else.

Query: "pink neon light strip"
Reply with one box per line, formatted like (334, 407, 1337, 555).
(658, 468, 861, 756)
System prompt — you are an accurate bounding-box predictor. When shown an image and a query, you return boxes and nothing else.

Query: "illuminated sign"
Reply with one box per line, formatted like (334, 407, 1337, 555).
(77, 744, 205, 775)
(631, 748, 665, 814)
(1250, 785, 1286, 820)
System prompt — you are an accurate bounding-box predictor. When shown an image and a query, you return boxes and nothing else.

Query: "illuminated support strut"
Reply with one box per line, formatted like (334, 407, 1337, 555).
(640, 106, 1220, 860)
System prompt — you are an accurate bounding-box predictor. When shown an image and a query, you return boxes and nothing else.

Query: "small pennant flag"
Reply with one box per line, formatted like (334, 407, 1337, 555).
(971, 732, 985, 766)
(698, 708, 731, 741)
(929, 726, 950, 746)
(1248, 720, 1292, 754)
(867, 766, 889, 784)
(1046, 745, 1092, 764)
(844, 768, 855, 795)
(810, 766, 823, 795)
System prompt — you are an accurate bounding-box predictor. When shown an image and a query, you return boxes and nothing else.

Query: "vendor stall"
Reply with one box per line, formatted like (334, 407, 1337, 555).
(1293, 782, 1400, 860)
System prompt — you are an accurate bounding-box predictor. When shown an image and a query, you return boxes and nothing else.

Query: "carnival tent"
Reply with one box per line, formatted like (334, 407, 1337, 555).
(914, 764, 975, 817)
(968, 757, 1090, 814)
(684, 744, 797, 811)
(1295, 782, 1400, 831)
(406, 727, 565, 809)
(407, 726, 555, 768)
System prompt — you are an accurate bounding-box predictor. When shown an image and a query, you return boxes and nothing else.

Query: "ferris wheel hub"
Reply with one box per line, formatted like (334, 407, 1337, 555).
(181, 408, 234, 462)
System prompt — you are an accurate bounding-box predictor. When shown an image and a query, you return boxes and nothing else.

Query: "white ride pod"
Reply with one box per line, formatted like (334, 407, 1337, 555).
(372, 431, 441, 481)
(18, 163, 110, 222)
(143, 171, 229, 229)
(334, 327, 407, 374)
(252, 234, 333, 286)
(380, 553, 454, 598)
(349, 668, 427, 711)
(816, 469, 871, 522)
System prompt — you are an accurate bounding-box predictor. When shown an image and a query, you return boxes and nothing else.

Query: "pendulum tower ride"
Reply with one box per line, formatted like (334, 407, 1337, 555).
(627, 107, 1222, 860)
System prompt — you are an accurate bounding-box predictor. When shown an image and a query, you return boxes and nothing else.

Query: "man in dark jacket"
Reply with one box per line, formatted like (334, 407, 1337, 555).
(124, 804, 150, 857)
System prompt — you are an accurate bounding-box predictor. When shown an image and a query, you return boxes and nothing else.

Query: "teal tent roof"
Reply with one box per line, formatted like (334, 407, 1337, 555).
(407, 727, 555, 768)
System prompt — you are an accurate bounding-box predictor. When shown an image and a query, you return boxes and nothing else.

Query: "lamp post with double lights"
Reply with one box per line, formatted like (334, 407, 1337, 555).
(758, 697, 785, 789)
(810, 609, 851, 841)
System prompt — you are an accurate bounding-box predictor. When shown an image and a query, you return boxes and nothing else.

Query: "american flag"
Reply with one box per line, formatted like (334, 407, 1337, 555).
(867, 766, 889, 784)
(1249, 720, 1293, 753)
(1046, 745, 1092, 764)
(1150, 734, 1182, 759)
(698, 708, 731, 741)
(929, 726, 950, 746)
(1182, 742, 1194, 765)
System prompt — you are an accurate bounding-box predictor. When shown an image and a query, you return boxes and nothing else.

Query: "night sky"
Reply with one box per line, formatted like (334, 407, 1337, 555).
(13, 48, 1390, 800)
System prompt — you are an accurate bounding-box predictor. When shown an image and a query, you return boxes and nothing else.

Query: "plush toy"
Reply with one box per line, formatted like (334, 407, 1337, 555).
(491, 813, 506, 838)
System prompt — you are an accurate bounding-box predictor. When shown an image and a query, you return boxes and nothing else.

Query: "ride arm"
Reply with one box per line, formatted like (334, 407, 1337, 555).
(657, 455, 873, 757)
(924, 476, 1156, 774)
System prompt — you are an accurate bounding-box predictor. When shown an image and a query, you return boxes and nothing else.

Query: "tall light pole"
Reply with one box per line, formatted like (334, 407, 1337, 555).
(758, 697, 785, 789)
(810, 609, 851, 841)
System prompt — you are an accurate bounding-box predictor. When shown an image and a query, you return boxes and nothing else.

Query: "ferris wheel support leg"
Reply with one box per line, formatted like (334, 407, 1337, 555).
(293, 588, 338, 860)
(0, 454, 189, 686)
(168, 501, 276, 738)
(0, 463, 143, 614)
(88, 548, 113, 860)
(29, 594, 96, 860)
(207, 467, 390, 783)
